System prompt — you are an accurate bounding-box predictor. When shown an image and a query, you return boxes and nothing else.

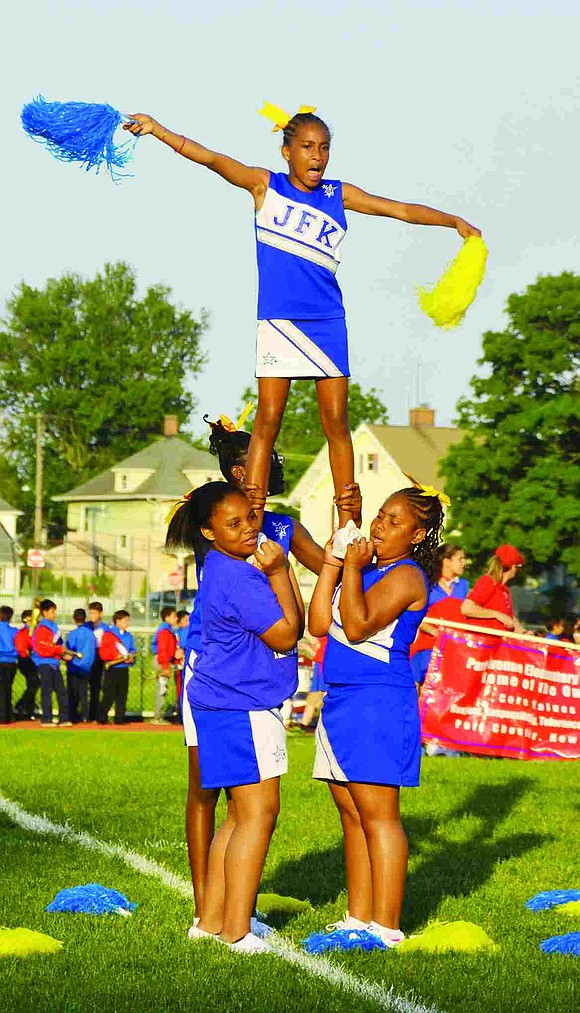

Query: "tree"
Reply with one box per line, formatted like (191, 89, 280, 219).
(440, 273, 580, 576)
(0, 262, 207, 538)
(239, 380, 389, 491)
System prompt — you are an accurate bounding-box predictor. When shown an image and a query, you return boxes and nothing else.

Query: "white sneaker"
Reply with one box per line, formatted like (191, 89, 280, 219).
(250, 917, 273, 939)
(368, 921, 405, 948)
(326, 914, 370, 931)
(332, 520, 364, 560)
(228, 931, 273, 954)
(187, 923, 219, 941)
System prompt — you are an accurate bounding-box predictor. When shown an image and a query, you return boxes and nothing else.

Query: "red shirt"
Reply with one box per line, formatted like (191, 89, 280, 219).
(312, 637, 327, 665)
(99, 630, 129, 665)
(32, 624, 64, 659)
(467, 575, 514, 630)
(156, 628, 177, 669)
(411, 597, 464, 656)
(14, 626, 32, 658)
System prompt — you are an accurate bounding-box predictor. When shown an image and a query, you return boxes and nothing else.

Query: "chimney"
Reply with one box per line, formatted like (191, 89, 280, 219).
(409, 405, 435, 428)
(163, 415, 179, 438)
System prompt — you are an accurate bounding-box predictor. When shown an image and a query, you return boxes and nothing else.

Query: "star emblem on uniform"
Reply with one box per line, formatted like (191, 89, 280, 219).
(322, 183, 336, 198)
(263, 352, 277, 366)
(273, 521, 289, 539)
(273, 745, 286, 763)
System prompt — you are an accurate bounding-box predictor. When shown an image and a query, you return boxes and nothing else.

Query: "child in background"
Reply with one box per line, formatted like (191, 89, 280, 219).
(545, 618, 565, 642)
(14, 610, 40, 720)
(152, 606, 181, 723)
(66, 608, 96, 723)
(167, 482, 303, 952)
(86, 601, 109, 721)
(175, 608, 190, 705)
(98, 611, 137, 725)
(0, 605, 18, 724)
(309, 487, 444, 946)
(31, 599, 74, 727)
(299, 635, 328, 731)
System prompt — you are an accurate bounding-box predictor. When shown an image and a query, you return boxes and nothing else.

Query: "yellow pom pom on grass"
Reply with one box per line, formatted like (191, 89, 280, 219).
(256, 892, 312, 915)
(0, 927, 63, 958)
(559, 900, 580, 917)
(417, 236, 488, 329)
(397, 920, 498, 954)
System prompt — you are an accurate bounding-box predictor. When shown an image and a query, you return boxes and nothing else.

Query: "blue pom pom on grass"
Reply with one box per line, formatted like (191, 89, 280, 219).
(46, 883, 136, 915)
(302, 929, 386, 954)
(540, 933, 580, 956)
(21, 97, 136, 181)
(526, 890, 580, 911)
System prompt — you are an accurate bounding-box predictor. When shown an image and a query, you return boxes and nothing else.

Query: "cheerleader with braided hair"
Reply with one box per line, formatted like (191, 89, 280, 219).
(308, 485, 445, 947)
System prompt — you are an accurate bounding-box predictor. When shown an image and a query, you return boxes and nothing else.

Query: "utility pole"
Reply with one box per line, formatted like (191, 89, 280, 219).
(31, 413, 44, 595)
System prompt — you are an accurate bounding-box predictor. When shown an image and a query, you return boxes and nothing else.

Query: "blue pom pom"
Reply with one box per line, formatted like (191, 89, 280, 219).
(21, 97, 136, 181)
(540, 933, 580, 956)
(526, 889, 580, 911)
(302, 929, 386, 954)
(45, 883, 136, 915)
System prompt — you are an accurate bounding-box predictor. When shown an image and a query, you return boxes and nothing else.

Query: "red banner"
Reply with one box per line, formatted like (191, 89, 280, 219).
(420, 622, 580, 760)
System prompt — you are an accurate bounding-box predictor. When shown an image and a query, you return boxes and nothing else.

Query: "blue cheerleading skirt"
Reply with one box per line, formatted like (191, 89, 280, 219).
(313, 683, 421, 787)
(192, 706, 288, 790)
(256, 318, 350, 379)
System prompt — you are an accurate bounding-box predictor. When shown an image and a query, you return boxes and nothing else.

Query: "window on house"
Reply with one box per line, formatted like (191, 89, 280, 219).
(367, 454, 379, 473)
(120, 474, 128, 490)
(358, 454, 364, 475)
(0, 567, 6, 588)
(119, 535, 128, 549)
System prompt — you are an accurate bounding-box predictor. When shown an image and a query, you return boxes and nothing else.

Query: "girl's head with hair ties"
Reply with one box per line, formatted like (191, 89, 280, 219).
(370, 488, 445, 585)
(205, 415, 285, 496)
(165, 481, 260, 563)
(281, 112, 332, 192)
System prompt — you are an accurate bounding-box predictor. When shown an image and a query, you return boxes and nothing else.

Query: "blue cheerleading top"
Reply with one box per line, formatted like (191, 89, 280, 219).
(325, 560, 429, 688)
(255, 172, 347, 320)
(185, 510, 295, 654)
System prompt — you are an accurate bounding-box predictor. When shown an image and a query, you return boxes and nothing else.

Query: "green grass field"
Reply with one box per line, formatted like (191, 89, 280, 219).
(1, 729, 579, 1013)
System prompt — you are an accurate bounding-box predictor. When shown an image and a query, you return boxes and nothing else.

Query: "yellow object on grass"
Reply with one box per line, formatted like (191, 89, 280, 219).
(417, 236, 488, 329)
(560, 900, 580, 917)
(0, 927, 63, 958)
(257, 892, 312, 915)
(397, 920, 497, 954)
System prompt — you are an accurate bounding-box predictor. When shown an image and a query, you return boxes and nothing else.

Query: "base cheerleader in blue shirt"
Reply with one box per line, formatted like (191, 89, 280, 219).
(166, 481, 303, 953)
(125, 105, 480, 537)
(309, 485, 445, 947)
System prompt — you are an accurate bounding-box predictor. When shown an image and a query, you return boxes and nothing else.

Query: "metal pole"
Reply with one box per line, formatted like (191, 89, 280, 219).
(31, 413, 44, 596)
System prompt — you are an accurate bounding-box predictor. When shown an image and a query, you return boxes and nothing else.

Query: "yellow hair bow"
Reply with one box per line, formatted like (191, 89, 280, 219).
(165, 487, 195, 527)
(258, 101, 317, 133)
(418, 483, 451, 508)
(217, 403, 254, 433)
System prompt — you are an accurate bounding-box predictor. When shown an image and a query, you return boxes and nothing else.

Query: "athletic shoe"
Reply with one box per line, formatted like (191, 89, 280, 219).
(367, 921, 405, 947)
(250, 917, 273, 939)
(58, 721, 73, 727)
(332, 520, 364, 560)
(40, 722, 56, 728)
(326, 914, 370, 931)
(187, 923, 219, 942)
(228, 932, 273, 954)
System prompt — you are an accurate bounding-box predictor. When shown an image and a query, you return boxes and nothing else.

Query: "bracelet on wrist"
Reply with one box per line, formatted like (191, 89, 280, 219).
(175, 134, 186, 155)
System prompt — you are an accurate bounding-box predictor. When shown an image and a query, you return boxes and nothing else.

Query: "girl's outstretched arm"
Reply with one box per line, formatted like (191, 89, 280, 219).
(342, 183, 480, 238)
(124, 114, 269, 202)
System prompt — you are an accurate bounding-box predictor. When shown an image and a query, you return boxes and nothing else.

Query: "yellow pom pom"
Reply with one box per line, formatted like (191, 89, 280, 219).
(0, 927, 63, 958)
(417, 236, 488, 329)
(397, 920, 497, 954)
(559, 900, 580, 917)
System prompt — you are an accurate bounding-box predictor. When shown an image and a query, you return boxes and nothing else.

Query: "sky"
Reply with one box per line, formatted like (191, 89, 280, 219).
(2, 0, 579, 438)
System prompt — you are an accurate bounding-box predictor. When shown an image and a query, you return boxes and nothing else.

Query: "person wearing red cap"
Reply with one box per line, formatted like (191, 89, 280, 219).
(461, 545, 525, 632)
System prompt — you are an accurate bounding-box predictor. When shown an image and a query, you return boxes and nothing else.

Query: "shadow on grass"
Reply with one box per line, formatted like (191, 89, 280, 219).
(264, 776, 550, 927)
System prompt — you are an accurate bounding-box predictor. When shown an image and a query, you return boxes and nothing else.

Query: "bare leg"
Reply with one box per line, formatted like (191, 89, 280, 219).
(197, 795, 237, 935)
(328, 782, 373, 923)
(301, 690, 324, 727)
(347, 782, 408, 929)
(245, 378, 291, 521)
(220, 778, 280, 943)
(185, 746, 220, 919)
(316, 378, 355, 527)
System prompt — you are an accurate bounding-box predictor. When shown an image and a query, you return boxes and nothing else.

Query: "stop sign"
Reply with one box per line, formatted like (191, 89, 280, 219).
(27, 548, 46, 568)
(168, 569, 183, 589)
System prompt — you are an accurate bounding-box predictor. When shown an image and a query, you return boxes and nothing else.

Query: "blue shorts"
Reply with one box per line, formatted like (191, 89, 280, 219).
(256, 318, 350, 379)
(310, 661, 327, 693)
(192, 706, 288, 789)
(313, 683, 421, 787)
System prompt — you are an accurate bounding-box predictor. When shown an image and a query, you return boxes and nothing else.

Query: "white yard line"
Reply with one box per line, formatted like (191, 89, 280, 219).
(0, 793, 443, 1013)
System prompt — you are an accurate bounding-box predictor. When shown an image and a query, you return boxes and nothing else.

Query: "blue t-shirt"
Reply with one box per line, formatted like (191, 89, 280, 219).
(189, 549, 298, 711)
(66, 625, 97, 674)
(428, 577, 469, 605)
(255, 172, 347, 320)
(0, 621, 18, 663)
(186, 510, 295, 655)
(325, 560, 429, 688)
(177, 625, 189, 651)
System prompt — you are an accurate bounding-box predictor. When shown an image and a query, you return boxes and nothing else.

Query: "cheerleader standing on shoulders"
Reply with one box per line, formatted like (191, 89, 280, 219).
(167, 481, 303, 953)
(309, 486, 445, 946)
(124, 106, 479, 546)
